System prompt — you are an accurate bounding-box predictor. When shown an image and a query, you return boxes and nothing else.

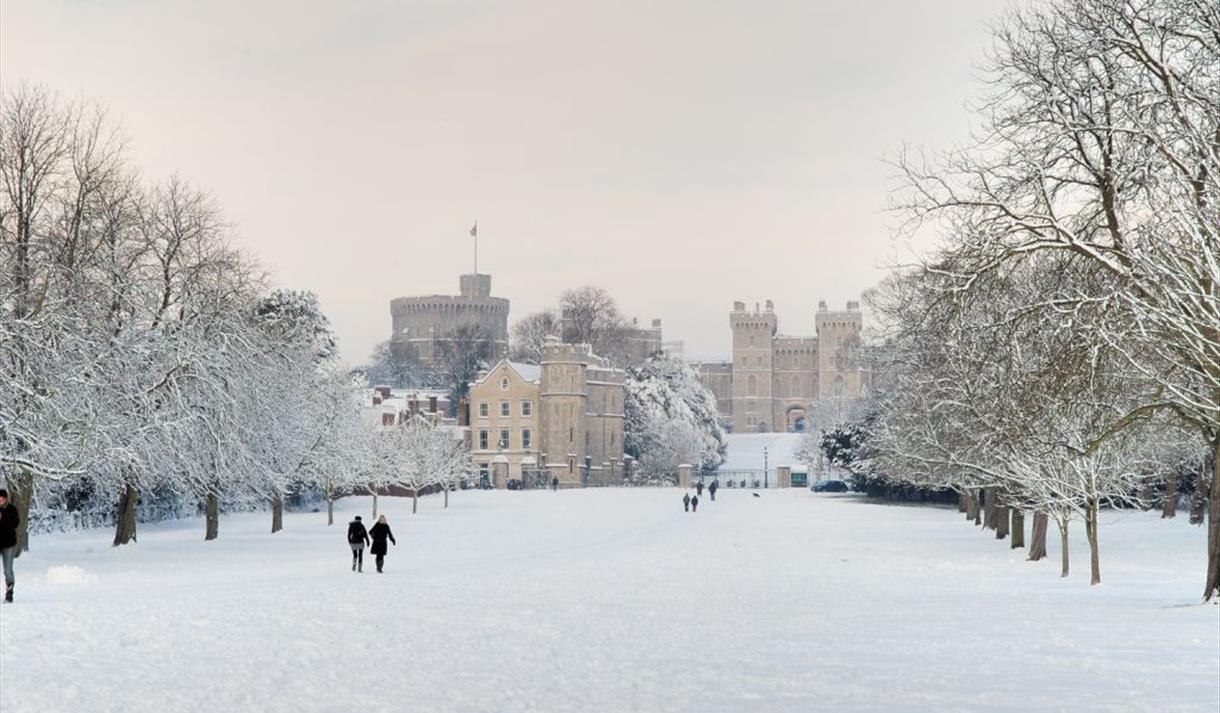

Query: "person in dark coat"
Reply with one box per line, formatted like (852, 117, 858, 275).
(691, 495, 700, 512)
(0, 488, 18, 603)
(551, 476, 559, 492)
(369, 515, 397, 573)
(696, 482, 704, 497)
(709, 480, 718, 501)
(683, 493, 691, 512)
(347, 515, 370, 572)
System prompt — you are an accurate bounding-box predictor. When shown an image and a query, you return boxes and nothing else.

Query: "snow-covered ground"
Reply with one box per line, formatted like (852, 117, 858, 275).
(1, 489, 1217, 712)
(720, 432, 804, 471)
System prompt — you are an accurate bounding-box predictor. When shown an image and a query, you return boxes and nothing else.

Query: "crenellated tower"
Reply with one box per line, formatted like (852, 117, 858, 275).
(730, 300, 778, 432)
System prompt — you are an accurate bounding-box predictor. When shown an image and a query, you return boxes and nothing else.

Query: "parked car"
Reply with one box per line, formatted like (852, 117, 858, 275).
(812, 480, 849, 493)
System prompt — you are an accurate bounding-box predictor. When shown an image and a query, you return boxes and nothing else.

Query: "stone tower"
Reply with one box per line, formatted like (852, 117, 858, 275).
(539, 337, 588, 485)
(814, 300, 864, 399)
(730, 300, 777, 433)
(389, 273, 510, 363)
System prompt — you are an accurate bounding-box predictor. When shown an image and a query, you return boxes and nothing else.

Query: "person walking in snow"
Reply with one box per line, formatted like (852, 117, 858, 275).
(691, 494, 700, 513)
(683, 492, 691, 512)
(0, 488, 18, 603)
(347, 515, 370, 572)
(369, 515, 397, 574)
(551, 476, 559, 492)
(696, 481, 704, 497)
(709, 480, 718, 501)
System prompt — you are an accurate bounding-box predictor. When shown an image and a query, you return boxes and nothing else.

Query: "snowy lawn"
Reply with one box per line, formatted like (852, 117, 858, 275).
(1, 489, 1217, 713)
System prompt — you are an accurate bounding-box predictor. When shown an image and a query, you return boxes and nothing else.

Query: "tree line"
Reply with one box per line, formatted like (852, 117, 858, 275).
(823, 0, 1219, 600)
(0, 84, 470, 551)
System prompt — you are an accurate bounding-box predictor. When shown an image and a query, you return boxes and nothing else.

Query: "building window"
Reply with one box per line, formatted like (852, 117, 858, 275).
(522, 429, 532, 449)
(521, 400, 532, 417)
(478, 402, 489, 418)
(500, 377, 509, 390)
(569, 426, 574, 444)
(499, 429, 510, 449)
(478, 430, 489, 450)
(500, 401, 510, 417)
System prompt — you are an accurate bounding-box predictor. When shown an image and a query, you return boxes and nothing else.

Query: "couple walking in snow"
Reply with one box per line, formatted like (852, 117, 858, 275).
(682, 492, 700, 512)
(347, 515, 396, 573)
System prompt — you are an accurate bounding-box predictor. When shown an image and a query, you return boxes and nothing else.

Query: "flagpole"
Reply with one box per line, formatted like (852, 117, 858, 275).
(474, 221, 478, 275)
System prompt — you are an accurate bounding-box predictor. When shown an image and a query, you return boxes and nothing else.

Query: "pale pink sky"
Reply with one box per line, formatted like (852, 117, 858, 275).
(1, 0, 1006, 362)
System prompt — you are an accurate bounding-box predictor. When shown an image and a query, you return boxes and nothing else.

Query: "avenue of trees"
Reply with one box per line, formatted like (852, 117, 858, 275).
(0, 84, 470, 550)
(826, 0, 1218, 599)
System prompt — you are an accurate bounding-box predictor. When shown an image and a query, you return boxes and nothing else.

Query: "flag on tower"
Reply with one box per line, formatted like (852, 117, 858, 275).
(470, 222, 478, 237)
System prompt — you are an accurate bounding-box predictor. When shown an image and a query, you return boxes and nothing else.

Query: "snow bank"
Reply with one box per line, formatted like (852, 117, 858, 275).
(720, 432, 804, 470)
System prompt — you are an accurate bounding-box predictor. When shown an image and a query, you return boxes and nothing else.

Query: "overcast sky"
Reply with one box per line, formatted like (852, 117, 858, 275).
(2, 0, 1007, 362)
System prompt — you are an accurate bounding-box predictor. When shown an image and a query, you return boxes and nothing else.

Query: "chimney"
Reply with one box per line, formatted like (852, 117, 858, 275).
(651, 318, 662, 328)
(818, 300, 828, 311)
(765, 299, 774, 312)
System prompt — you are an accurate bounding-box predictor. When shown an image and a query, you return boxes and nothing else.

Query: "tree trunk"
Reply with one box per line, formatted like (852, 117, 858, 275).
(1010, 509, 1024, 549)
(965, 491, 979, 522)
(6, 470, 33, 553)
(444, 484, 450, 509)
(113, 483, 139, 546)
(271, 495, 284, 533)
(1057, 514, 1070, 578)
(995, 502, 1009, 541)
(1190, 461, 1207, 525)
(1162, 473, 1178, 519)
(205, 493, 219, 541)
(983, 488, 997, 531)
(958, 492, 968, 513)
(1027, 511, 1048, 561)
(412, 489, 419, 514)
(371, 492, 378, 520)
(327, 496, 334, 526)
(1204, 443, 1220, 602)
(1085, 498, 1101, 586)
(974, 489, 983, 525)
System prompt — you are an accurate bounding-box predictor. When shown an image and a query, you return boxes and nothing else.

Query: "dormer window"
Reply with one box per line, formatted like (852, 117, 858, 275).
(500, 377, 509, 390)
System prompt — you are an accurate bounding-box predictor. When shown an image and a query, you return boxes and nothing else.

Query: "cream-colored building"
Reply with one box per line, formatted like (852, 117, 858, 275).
(693, 299, 867, 433)
(468, 338, 626, 488)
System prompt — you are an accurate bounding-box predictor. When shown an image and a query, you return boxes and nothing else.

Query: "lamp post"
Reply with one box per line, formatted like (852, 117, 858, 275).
(763, 446, 769, 489)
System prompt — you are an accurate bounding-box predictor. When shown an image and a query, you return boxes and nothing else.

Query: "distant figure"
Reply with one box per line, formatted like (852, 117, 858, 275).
(369, 515, 397, 574)
(752, 492, 761, 498)
(551, 476, 559, 492)
(709, 481, 718, 501)
(683, 493, 691, 512)
(0, 488, 18, 603)
(691, 495, 700, 512)
(347, 515, 370, 572)
(696, 482, 704, 497)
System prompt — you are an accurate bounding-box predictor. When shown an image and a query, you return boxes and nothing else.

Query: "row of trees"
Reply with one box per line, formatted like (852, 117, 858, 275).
(624, 354, 727, 480)
(1, 84, 469, 550)
(836, 0, 1218, 599)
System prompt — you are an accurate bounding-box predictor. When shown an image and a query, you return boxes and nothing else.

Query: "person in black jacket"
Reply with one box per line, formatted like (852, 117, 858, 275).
(691, 494, 700, 513)
(682, 492, 691, 512)
(347, 516, 370, 572)
(709, 480, 718, 501)
(696, 481, 704, 497)
(369, 515, 397, 573)
(0, 488, 19, 603)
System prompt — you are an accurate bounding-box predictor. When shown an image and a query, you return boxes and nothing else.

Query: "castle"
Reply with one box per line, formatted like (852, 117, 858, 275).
(467, 337, 626, 488)
(694, 300, 866, 433)
(389, 274, 510, 363)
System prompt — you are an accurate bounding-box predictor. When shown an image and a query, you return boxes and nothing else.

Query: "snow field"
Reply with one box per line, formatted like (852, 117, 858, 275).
(1, 488, 1216, 713)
